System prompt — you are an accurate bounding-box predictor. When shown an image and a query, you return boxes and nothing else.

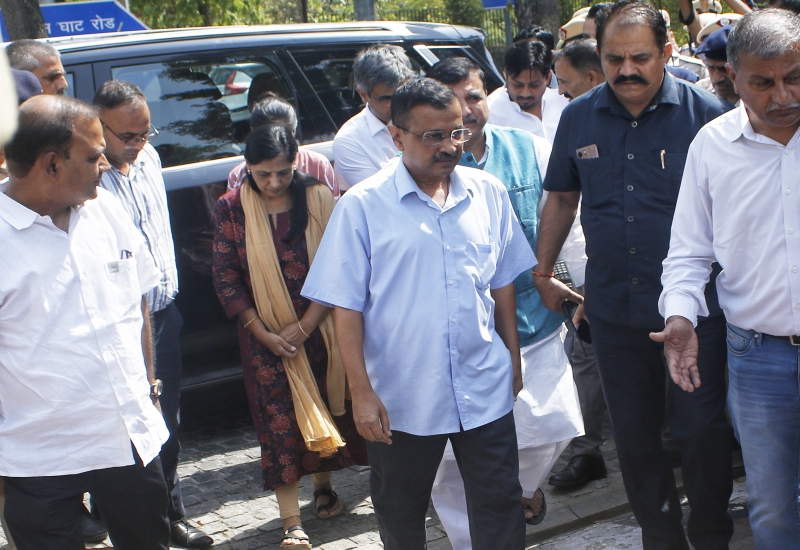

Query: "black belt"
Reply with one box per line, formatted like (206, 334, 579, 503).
(762, 334, 800, 346)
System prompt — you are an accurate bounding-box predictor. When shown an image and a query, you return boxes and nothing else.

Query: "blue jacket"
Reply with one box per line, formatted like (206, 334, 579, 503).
(461, 124, 565, 346)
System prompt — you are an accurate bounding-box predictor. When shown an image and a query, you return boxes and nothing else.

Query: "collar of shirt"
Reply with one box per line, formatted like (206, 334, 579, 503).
(0, 189, 84, 232)
(0, 190, 40, 230)
(394, 158, 472, 209)
(501, 85, 551, 118)
(594, 70, 680, 119)
(109, 155, 145, 180)
(364, 105, 390, 136)
(732, 102, 800, 147)
(461, 132, 493, 168)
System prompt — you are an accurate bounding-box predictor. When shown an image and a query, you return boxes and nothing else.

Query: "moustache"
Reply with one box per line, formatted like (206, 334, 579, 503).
(767, 102, 800, 112)
(614, 74, 649, 85)
(433, 151, 459, 162)
(462, 115, 478, 125)
(563, 92, 574, 100)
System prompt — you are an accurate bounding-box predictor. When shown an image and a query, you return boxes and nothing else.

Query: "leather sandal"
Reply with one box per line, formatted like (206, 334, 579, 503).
(312, 487, 342, 519)
(523, 488, 547, 526)
(281, 524, 311, 549)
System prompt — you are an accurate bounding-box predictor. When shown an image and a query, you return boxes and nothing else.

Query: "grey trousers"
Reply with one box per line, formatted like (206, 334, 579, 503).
(564, 334, 606, 458)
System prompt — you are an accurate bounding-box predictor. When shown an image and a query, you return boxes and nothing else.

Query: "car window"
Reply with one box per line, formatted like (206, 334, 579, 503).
(111, 57, 292, 168)
(290, 47, 423, 129)
(65, 73, 75, 97)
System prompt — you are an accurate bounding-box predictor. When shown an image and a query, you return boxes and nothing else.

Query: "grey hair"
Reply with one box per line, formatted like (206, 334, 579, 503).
(353, 44, 415, 93)
(6, 39, 60, 71)
(727, 9, 800, 70)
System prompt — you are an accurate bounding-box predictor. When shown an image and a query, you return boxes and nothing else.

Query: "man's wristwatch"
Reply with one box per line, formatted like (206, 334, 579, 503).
(150, 379, 163, 398)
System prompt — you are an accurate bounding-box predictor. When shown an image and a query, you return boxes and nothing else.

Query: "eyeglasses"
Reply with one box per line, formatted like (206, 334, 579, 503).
(368, 92, 394, 105)
(393, 125, 472, 146)
(100, 121, 159, 146)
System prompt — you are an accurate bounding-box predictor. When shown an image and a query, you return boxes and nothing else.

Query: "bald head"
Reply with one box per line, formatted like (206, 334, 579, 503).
(5, 95, 98, 178)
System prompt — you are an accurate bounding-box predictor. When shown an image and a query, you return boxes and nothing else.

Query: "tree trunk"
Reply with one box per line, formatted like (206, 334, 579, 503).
(514, 0, 559, 34)
(354, 0, 375, 21)
(197, 0, 213, 26)
(298, 0, 308, 22)
(0, 0, 46, 40)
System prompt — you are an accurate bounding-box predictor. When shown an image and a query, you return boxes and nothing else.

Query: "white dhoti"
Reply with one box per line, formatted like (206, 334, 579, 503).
(431, 326, 584, 550)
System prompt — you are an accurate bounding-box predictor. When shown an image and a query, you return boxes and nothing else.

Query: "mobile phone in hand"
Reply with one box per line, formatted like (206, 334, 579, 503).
(553, 260, 574, 289)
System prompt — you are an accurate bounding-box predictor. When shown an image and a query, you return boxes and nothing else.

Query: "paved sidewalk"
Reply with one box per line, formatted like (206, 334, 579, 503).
(0, 391, 748, 550)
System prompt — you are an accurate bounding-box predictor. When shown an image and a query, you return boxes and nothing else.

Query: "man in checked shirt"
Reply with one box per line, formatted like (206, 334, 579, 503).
(93, 80, 213, 549)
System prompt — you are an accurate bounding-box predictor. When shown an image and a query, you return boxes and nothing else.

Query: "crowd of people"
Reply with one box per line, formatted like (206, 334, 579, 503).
(0, 1, 799, 550)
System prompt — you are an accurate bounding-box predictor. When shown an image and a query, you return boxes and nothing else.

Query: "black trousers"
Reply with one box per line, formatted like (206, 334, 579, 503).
(4, 447, 170, 550)
(366, 411, 525, 550)
(588, 313, 733, 550)
(152, 301, 186, 522)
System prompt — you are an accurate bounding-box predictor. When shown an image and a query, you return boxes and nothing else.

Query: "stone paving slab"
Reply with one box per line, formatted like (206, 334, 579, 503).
(0, 400, 749, 550)
(528, 478, 753, 550)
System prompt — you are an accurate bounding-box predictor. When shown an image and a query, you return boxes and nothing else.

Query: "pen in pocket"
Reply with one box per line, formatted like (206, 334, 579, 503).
(660, 150, 666, 170)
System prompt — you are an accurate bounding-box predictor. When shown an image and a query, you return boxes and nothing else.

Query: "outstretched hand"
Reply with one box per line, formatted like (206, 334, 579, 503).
(650, 316, 700, 392)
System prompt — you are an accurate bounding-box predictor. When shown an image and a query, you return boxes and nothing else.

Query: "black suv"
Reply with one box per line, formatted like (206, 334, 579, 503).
(48, 22, 504, 390)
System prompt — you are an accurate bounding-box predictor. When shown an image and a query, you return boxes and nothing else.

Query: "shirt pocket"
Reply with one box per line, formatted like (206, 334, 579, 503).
(464, 241, 500, 290)
(644, 152, 688, 210)
(576, 156, 615, 208)
(105, 258, 141, 316)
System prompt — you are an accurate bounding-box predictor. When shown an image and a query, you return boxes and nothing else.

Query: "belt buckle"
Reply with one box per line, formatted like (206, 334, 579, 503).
(791, 335, 800, 346)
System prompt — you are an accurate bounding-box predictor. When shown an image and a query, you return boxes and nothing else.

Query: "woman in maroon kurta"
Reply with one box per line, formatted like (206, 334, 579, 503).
(212, 125, 366, 548)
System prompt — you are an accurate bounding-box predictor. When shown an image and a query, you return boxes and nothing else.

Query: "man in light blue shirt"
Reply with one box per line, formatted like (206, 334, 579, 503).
(302, 78, 534, 549)
(426, 57, 585, 542)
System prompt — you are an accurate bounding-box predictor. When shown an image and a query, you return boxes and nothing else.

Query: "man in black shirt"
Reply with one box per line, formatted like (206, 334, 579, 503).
(535, 2, 733, 549)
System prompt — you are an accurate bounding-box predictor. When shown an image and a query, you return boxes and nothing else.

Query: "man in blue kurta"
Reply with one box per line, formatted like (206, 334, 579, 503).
(426, 57, 584, 544)
(302, 78, 534, 550)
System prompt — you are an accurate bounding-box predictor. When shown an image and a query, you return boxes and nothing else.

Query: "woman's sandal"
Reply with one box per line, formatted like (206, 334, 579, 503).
(281, 524, 312, 549)
(523, 488, 547, 526)
(312, 487, 342, 519)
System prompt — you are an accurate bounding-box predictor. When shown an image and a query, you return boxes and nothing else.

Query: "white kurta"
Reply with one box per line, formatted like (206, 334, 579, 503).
(432, 326, 584, 549)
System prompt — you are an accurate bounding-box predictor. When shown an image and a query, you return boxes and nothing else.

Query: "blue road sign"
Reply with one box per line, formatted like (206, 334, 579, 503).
(1, 0, 147, 42)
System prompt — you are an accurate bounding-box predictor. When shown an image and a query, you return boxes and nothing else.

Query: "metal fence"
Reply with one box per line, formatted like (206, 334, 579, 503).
(310, 1, 698, 55)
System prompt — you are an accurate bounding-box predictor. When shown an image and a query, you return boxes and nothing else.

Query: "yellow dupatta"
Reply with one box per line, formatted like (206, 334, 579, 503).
(241, 180, 345, 457)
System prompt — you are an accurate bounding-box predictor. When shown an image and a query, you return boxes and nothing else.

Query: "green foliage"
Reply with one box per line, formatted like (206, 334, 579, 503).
(129, 0, 298, 28)
(445, 0, 486, 27)
(307, 0, 352, 22)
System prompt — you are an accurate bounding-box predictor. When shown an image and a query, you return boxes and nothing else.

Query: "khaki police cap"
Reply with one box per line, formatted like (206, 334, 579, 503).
(556, 15, 587, 50)
(696, 13, 742, 43)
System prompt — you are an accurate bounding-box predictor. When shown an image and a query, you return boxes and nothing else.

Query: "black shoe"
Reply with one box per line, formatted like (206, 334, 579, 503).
(80, 510, 108, 543)
(171, 519, 214, 548)
(548, 454, 607, 488)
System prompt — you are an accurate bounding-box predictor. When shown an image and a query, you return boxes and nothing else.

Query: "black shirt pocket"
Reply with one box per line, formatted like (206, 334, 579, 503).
(576, 155, 615, 208)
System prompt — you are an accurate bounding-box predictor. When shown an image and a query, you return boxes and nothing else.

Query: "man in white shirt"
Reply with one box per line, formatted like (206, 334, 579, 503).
(93, 80, 213, 548)
(332, 44, 415, 189)
(653, 10, 800, 549)
(486, 41, 569, 143)
(0, 95, 171, 550)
